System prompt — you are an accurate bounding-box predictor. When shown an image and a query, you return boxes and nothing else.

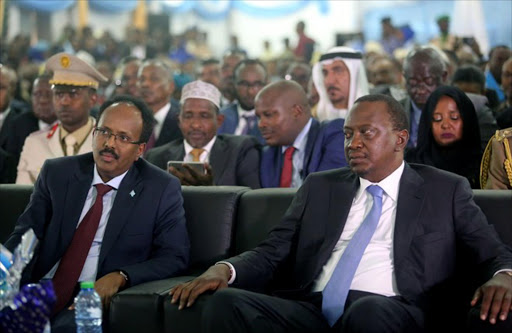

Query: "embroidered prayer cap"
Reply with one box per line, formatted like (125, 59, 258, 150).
(45, 52, 107, 89)
(180, 80, 221, 109)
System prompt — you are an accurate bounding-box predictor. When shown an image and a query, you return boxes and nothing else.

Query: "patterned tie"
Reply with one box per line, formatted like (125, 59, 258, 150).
(190, 148, 205, 162)
(64, 135, 76, 156)
(322, 185, 384, 326)
(241, 113, 257, 135)
(279, 146, 296, 188)
(51, 184, 113, 315)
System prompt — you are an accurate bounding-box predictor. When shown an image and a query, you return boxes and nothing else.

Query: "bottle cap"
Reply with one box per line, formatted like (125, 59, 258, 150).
(80, 281, 95, 289)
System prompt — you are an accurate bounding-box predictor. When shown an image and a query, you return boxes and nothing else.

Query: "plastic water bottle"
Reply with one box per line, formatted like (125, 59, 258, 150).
(74, 281, 102, 333)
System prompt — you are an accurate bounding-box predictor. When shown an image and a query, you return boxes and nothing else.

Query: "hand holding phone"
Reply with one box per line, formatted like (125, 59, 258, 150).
(167, 161, 213, 186)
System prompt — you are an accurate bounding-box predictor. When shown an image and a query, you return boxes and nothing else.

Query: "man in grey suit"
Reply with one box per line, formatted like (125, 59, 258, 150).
(169, 94, 512, 332)
(145, 80, 261, 188)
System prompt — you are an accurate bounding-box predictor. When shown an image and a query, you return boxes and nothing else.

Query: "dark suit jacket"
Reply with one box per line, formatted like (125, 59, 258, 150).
(260, 118, 347, 188)
(0, 103, 28, 183)
(228, 163, 512, 311)
(5, 153, 190, 287)
(217, 103, 264, 144)
(155, 99, 183, 147)
(5, 111, 40, 157)
(145, 134, 261, 189)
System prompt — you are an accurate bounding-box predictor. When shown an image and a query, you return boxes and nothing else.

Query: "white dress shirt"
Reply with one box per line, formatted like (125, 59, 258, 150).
(153, 102, 171, 140)
(44, 165, 128, 282)
(312, 162, 405, 296)
(0, 107, 11, 131)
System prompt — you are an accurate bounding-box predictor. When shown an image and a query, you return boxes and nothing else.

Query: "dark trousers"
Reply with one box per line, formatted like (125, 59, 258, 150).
(165, 289, 424, 333)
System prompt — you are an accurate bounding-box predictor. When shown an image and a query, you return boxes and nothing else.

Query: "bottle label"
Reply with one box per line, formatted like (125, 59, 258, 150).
(88, 308, 102, 317)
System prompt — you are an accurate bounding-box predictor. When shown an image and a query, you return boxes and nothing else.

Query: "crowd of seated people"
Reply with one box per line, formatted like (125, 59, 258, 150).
(1, 16, 512, 333)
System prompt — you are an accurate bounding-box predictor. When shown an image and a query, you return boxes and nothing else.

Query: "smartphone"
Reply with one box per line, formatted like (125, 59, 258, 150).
(167, 161, 206, 174)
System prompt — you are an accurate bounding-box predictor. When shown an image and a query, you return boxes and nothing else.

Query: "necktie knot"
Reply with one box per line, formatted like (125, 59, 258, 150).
(366, 185, 383, 199)
(284, 146, 296, 159)
(64, 135, 77, 156)
(190, 148, 205, 162)
(95, 184, 113, 198)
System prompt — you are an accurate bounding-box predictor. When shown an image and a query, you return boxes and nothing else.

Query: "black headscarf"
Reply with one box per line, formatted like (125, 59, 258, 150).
(407, 86, 482, 188)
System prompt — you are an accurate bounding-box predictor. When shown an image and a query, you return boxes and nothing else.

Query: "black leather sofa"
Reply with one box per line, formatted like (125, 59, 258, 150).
(1, 185, 511, 332)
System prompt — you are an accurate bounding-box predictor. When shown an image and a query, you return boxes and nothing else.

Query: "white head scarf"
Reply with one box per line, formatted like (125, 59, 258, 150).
(312, 46, 369, 121)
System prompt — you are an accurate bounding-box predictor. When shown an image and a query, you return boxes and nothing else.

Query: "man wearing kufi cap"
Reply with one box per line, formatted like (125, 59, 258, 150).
(145, 80, 261, 188)
(312, 46, 369, 121)
(16, 52, 107, 184)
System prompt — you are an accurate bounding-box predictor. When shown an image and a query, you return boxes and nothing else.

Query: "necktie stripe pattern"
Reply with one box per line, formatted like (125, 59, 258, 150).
(241, 114, 257, 135)
(279, 146, 296, 188)
(322, 185, 384, 326)
(51, 184, 113, 315)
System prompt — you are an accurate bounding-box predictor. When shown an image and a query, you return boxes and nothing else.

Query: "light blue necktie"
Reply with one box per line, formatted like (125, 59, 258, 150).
(322, 185, 384, 327)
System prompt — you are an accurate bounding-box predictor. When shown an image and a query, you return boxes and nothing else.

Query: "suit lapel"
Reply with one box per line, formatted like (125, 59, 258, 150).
(166, 141, 186, 168)
(393, 164, 425, 267)
(302, 119, 319, 176)
(209, 136, 228, 184)
(60, 155, 95, 250)
(98, 162, 143, 267)
(323, 174, 358, 252)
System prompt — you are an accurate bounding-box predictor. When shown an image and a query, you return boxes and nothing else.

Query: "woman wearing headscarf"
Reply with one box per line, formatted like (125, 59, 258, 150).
(406, 86, 482, 188)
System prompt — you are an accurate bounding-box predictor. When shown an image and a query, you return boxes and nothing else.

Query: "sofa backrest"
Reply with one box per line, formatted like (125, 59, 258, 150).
(0, 184, 34, 243)
(234, 188, 297, 254)
(473, 190, 512, 246)
(181, 186, 248, 271)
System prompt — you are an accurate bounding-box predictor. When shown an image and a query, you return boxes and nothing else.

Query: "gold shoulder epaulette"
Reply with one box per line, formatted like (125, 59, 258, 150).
(495, 128, 512, 141)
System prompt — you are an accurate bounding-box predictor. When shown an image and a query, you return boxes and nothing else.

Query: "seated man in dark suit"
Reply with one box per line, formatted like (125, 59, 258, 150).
(0, 65, 30, 183)
(3, 74, 58, 182)
(145, 80, 261, 188)
(217, 59, 267, 144)
(169, 94, 512, 333)
(5, 95, 190, 333)
(257, 80, 347, 188)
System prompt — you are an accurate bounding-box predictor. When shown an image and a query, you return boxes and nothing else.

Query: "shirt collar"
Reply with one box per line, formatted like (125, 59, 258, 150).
(281, 118, 312, 153)
(154, 102, 171, 124)
(0, 106, 11, 121)
(356, 161, 405, 202)
(92, 164, 129, 190)
(183, 135, 217, 158)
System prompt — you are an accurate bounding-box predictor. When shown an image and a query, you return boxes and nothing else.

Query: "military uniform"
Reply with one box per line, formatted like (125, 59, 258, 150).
(15, 52, 106, 185)
(16, 118, 96, 184)
(480, 128, 512, 189)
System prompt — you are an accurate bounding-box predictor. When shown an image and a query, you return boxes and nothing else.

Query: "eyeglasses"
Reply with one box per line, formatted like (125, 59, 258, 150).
(236, 80, 265, 89)
(93, 127, 142, 145)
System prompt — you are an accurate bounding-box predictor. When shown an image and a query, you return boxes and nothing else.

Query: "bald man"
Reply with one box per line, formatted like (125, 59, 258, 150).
(256, 80, 347, 188)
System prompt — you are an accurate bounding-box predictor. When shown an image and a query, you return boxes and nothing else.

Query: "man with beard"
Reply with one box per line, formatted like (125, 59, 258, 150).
(217, 59, 267, 144)
(312, 47, 369, 122)
(137, 59, 182, 152)
(145, 80, 261, 188)
(401, 46, 447, 148)
(16, 53, 107, 184)
(6, 95, 189, 333)
(256, 80, 346, 188)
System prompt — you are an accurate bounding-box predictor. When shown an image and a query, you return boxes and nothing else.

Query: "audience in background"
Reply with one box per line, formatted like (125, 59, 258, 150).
(145, 80, 261, 188)
(256, 80, 346, 188)
(137, 59, 182, 151)
(220, 51, 246, 106)
(481, 127, 512, 189)
(284, 62, 312, 93)
(217, 59, 267, 144)
(401, 46, 447, 148)
(294, 21, 315, 63)
(486, 46, 511, 103)
(406, 86, 482, 188)
(197, 58, 222, 92)
(312, 46, 369, 121)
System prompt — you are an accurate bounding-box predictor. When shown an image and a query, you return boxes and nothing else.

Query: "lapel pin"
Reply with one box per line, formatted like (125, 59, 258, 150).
(130, 190, 136, 197)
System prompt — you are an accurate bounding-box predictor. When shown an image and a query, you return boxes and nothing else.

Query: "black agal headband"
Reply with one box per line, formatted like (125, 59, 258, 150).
(320, 52, 363, 61)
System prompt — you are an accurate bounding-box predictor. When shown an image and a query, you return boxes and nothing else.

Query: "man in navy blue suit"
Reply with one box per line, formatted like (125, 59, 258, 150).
(5, 95, 189, 332)
(257, 80, 347, 188)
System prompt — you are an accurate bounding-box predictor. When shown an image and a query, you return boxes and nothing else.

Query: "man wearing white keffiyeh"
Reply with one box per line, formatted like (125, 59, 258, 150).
(312, 46, 369, 121)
